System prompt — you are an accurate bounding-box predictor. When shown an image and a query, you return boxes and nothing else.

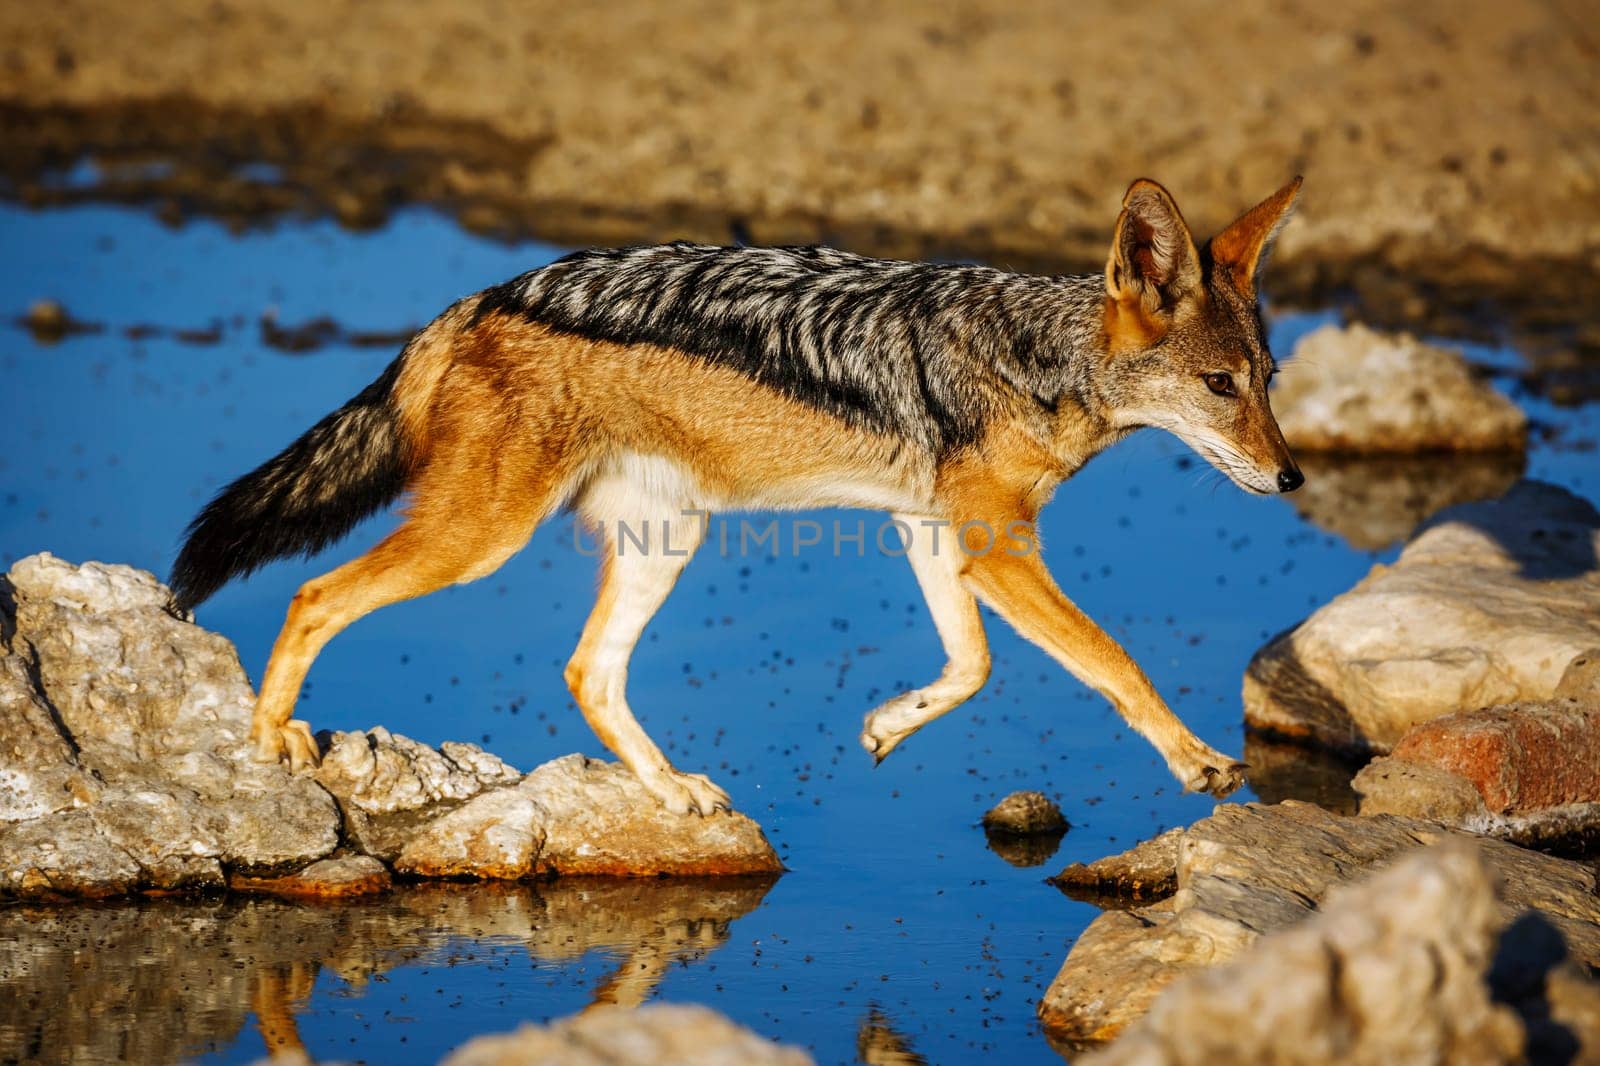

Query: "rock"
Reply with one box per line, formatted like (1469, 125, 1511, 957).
(442, 1004, 812, 1066)
(230, 855, 392, 899)
(1244, 482, 1600, 754)
(0, 653, 98, 821)
(1051, 828, 1182, 902)
(982, 791, 1069, 834)
(315, 728, 521, 816)
(1351, 692, 1600, 849)
(0, 809, 143, 898)
(393, 789, 543, 879)
(1273, 324, 1527, 453)
(1286, 451, 1523, 551)
(1038, 801, 1600, 1044)
(521, 756, 784, 877)
(982, 792, 1069, 866)
(1352, 757, 1490, 824)
(1078, 843, 1536, 1066)
(0, 554, 784, 897)
(1557, 649, 1600, 703)
(5, 554, 258, 762)
(0, 554, 341, 896)
(1391, 699, 1600, 812)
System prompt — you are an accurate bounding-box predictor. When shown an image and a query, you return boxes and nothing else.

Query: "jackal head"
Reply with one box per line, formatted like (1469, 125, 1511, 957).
(1094, 177, 1304, 495)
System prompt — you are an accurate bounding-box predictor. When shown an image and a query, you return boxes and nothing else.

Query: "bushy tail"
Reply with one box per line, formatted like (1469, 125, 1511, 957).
(170, 358, 410, 611)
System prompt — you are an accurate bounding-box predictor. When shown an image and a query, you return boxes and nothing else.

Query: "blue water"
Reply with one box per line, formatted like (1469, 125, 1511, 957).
(1, 205, 1594, 1065)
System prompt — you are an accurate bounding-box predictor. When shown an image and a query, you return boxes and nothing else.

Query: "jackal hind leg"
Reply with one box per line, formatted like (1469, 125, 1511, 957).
(861, 514, 991, 763)
(565, 518, 728, 816)
(251, 463, 552, 772)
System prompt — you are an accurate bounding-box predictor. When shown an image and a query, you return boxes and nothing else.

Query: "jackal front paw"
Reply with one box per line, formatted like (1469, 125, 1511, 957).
(859, 696, 921, 765)
(641, 768, 731, 817)
(1168, 741, 1247, 799)
(251, 718, 322, 773)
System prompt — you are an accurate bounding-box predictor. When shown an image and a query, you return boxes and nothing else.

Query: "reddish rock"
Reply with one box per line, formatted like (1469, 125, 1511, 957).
(1392, 700, 1600, 813)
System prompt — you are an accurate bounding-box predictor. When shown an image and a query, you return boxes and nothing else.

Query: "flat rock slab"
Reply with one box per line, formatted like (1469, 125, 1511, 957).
(1244, 481, 1600, 753)
(0, 554, 781, 898)
(1051, 828, 1182, 903)
(1273, 323, 1527, 453)
(1079, 842, 1600, 1066)
(1038, 801, 1600, 1045)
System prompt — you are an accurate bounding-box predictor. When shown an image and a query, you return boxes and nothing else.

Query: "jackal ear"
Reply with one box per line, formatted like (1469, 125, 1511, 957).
(1208, 176, 1303, 293)
(1105, 179, 1202, 312)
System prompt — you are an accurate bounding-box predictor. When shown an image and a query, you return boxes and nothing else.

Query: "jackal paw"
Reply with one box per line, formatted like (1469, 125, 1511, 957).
(860, 694, 926, 764)
(641, 768, 731, 817)
(251, 719, 322, 773)
(1168, 741, 1247, 798)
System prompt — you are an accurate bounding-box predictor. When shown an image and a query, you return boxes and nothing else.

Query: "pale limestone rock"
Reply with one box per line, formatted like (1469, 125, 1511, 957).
(521, 755, 784, 877)
(1080, 842, 1527, 1066)
(394, 789, 544, 879)
(315, 727, 520, 816)
(443, 1004, 812, 1066)
(0, 554, 339, 895)
(1244, 482, 1600, 753)
(0, 809, 143, 897)
(1273, 323, 1527, 453)
(0, 554, 782, 895)
(0, 653, 97, 821)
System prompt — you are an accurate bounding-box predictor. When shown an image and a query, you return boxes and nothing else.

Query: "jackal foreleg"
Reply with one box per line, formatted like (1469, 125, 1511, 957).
(860, 513, 991, 763)
(960, 544, 1245, 798)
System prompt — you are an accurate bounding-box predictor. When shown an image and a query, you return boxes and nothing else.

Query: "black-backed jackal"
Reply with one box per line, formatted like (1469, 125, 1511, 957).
(173, 178, 1304, 816)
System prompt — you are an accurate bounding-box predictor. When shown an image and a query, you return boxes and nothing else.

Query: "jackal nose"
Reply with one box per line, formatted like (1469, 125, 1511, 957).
(1277, 467, 1305, 493)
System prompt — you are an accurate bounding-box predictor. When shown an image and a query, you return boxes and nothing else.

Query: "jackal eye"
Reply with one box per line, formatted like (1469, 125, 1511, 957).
(1203, 373, 1236, 397)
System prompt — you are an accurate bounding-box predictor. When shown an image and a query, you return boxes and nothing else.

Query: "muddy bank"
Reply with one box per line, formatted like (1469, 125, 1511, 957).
(1, 0, 1597, 341)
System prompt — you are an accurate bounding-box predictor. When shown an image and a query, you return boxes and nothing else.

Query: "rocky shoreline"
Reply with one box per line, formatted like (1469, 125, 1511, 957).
(1039, 466, 1600, 1059)
(0, 554, 780, 900)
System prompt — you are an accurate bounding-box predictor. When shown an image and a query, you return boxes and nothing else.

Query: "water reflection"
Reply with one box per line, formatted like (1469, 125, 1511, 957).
(1288, 451, 1524, 550)
(0, 876, 775, 1065)
(983, 829, 1067, 869)
(1243, 733, 1363, 814)
(857, 1007, 929, 1066)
